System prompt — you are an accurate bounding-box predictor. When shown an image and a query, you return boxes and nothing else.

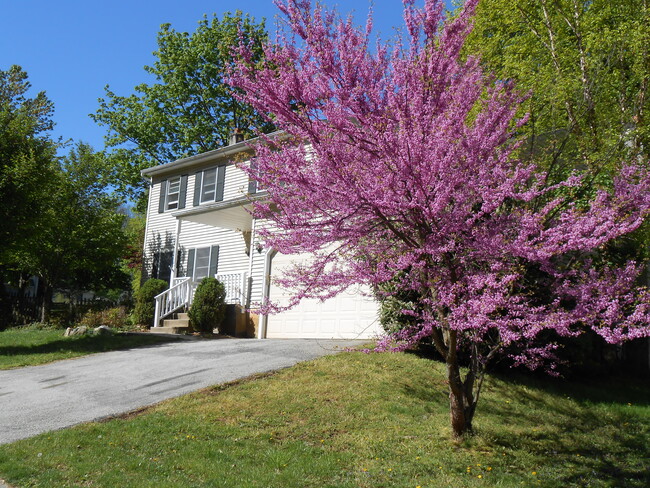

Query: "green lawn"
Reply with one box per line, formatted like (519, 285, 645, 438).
(0, 350, 647, 487)
(0, 326, 180, 370)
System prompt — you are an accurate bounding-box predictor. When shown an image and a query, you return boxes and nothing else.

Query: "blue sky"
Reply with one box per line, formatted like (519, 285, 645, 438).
(1, 0, 452, 153)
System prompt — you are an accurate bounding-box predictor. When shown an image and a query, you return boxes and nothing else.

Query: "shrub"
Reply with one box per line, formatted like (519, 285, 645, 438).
(377, 273, 422, 336)
(189, 277, 226, 334)
(134, 278, 168, 326)
(78, 306, 129, 329)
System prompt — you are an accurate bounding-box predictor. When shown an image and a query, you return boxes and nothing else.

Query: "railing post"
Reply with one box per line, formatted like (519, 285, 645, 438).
(154, 296, 161, 328)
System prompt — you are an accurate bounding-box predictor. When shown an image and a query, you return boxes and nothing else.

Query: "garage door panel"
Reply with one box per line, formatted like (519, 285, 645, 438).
(267, 252, 381, 339)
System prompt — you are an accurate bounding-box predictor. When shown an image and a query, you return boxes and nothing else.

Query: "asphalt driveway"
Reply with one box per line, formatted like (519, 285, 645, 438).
(0, 337, 362, 445)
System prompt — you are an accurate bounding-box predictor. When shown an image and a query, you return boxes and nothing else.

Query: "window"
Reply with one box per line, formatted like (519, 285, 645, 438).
(157, 175, 188, 213)
(193, 166, 226, 205)
(166, 177, 181, 210)
(200, 168, 217, 203)
(193, 247, 211, 280)
(248, 160, 258, 194)
(185, 245, 219, 281)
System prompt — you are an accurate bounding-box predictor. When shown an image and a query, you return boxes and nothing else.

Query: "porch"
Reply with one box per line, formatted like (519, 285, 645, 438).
(152, 272, 250, 333)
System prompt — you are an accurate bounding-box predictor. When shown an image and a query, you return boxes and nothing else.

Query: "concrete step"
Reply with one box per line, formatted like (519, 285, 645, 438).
(163, 318, 190, 328)
(150, 325, 191, 335)
(177, 313, 189, 320)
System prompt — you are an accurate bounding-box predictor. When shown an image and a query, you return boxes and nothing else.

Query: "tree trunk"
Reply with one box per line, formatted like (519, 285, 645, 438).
(40, 280, 52, 323)
(447, 360, 475, 438)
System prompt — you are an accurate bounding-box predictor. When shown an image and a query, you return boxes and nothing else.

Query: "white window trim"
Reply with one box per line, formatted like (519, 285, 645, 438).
(200, 168, 218, 204)
(165, 176, 181, 211)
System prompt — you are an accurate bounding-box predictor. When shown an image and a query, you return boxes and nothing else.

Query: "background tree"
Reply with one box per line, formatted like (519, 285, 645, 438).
(229, 0, 650, 437)
(9, 142, 129, 322)
(0, 65, 58, 268)
(92, 11, 274, 208)
(464, 0, 649, 182)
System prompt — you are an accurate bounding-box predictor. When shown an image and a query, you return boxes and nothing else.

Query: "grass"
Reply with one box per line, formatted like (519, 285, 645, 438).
(0, 325, 180, 370)
(0, 350, 648, 487)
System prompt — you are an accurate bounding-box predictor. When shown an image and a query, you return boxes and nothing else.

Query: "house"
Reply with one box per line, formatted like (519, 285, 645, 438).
(141, 133, 381, 339)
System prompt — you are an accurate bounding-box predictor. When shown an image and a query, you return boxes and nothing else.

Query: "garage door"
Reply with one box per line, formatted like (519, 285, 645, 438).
(266, 252, 381, 339)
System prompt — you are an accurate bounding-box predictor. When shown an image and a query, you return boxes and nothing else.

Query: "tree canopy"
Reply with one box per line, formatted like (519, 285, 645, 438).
(229, 0, 650, 437)
(1, 66, 129, 322)
(464, 0, 649, 181)
(0, 65, 58, 258)
(92, 11, 274, 206)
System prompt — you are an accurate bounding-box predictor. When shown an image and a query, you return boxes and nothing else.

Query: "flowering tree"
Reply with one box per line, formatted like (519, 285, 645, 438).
(229, 0, 650, 437)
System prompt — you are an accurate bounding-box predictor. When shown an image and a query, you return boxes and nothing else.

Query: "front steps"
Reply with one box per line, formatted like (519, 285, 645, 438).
(150, 312, 192, 335)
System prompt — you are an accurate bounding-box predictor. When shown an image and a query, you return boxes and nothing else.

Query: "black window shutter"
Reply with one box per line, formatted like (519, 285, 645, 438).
(215, 165, 226, 202)
(158, 180, 168, 213)
(193, 172, 203, 206)
(187, 249, 195, 281)
(248, 160, 258, 194)
(209, 245, 220, 276)
(178, 175, 188, 209)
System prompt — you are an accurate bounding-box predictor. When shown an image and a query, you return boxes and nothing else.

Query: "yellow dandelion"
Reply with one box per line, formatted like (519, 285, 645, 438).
(478, 475, 483, 479)
(532, 471, 537, 476)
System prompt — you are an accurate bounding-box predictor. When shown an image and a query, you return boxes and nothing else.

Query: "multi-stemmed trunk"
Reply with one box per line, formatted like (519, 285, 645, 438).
(431, 327, 482, 438)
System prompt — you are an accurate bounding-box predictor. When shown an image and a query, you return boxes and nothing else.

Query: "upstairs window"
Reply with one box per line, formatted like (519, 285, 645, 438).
(194, 165, 226, 205)
(157, 175, 188, 213)
(166, 177, 181, 210)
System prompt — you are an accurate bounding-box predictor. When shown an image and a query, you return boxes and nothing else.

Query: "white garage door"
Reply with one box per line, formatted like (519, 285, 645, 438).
(266, 252, 381, 339)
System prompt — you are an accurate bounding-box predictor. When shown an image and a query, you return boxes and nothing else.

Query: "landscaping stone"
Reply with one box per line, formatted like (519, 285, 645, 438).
(64, 326, 88, 337)
(93, 325, 113, 336)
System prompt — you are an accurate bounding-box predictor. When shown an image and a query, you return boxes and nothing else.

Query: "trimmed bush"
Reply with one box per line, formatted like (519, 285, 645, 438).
(134, 278, 168, 326)
(189, 277, 226, 334)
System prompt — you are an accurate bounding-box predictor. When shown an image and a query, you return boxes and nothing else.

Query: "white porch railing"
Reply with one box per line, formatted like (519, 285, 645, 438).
(216, 272, 248, 305)
(153, 277, 193, 327)
(152, 273, 248, 327)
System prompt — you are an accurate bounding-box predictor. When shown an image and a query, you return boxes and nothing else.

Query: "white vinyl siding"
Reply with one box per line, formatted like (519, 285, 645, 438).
(145, 172, 253, 285)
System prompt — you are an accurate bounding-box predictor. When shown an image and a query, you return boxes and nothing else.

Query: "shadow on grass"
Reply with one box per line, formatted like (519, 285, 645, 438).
(0, 333, 182, 357)
(485, 373, 649, 486)
(397, 350, 650, 486)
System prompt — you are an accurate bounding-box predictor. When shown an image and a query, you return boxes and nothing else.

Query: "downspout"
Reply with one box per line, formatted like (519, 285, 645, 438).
(247, 218, 257, 310)
(142, 176, 154, 281)
(257, 248, 276, 339)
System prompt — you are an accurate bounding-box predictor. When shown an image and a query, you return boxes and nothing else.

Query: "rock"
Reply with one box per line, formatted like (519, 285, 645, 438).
(93, 325, 113, 336)
(64, 326, 89, 337)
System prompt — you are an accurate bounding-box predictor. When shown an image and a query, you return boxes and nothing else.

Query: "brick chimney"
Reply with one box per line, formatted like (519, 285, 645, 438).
(229, 128, 244, 145)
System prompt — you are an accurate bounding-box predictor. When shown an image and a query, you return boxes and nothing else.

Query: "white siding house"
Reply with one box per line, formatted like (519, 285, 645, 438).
(141, 136, 381, 339)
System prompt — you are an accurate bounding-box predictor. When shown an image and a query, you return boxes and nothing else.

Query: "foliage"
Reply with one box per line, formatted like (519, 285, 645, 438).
(134, 278, 168, 326)
(7, 142, 130, 322)
(92, 11, 274, 207)
(78, 307, 129, 330)
(228, 0, 650, 437)
(0, 68, 130, 323)
(188, 277, 226, 334)
(378, 274, 421, 336)
(464, 0, 649, 182)
(0, 351, 648, 486)
(0, 65, 58, 267)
